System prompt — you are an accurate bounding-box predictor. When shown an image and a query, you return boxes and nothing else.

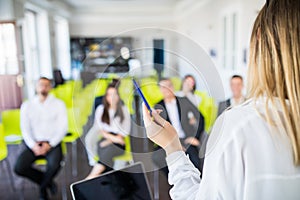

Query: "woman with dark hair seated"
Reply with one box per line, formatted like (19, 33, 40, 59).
(85, 82, 131, 180)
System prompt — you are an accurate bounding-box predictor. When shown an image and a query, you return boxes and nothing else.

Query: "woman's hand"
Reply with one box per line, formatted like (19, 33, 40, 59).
(143, 104, 183, 155)
(101, 130, 125, 145)
(184, 137, 200, 146)
(99, 139, 112, 148)
(111, 135, 125, 145)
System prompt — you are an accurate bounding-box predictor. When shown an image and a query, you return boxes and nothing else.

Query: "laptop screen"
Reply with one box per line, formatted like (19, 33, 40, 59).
(70, 162, 152, 200)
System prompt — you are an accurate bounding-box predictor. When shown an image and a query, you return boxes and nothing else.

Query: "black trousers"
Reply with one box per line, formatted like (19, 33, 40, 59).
(14, 144, 63, 191)
(97, 139, 125, 172)
(152, 144, 204, 177)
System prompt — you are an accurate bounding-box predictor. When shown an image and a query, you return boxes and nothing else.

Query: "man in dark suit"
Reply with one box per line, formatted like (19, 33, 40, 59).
(152, 78, 206, 176)
(218, 75, 245, 116)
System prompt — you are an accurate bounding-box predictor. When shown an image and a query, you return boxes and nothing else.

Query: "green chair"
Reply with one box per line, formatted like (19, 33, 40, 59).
(94, 135, 134, 169)
(93, 79, 109, 97)
(195, 90, 217, 133)
(118, 78, 135, 114)
(0, 123, 16, 191)
(1, 109, 22, 144)
(113, 135, 134, 167)
(62, 108, 83, 177)
(68, 80, 82, 98)
(54, 86, 73, 108)
(170, 77, 182, 92)
(140, 78, 163, 107)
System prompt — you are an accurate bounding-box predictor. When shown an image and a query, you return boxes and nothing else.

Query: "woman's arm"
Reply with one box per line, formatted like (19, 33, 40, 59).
(144, 106, 246, 199)
(143, 105, 200, 199)
(166, 151, 201, 199)
(101, 130, 125, 145)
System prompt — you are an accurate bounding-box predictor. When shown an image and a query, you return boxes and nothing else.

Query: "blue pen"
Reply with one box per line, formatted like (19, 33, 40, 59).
(132, 79, 152, 114)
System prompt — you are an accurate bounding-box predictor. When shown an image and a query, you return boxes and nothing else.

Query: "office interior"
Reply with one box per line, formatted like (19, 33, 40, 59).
(0, 0, 265, 199)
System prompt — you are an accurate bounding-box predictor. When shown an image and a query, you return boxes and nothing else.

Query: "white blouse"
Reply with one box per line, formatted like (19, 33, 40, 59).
(166, 98, 300, 200)
(94, 104, 131, 136)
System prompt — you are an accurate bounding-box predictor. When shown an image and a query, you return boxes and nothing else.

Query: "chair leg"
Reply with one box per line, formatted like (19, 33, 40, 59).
(61, 160, 67, 200)
(153, 170, 159, 200)
(4, 159, 16, 192)
(72, 140, 77, 177)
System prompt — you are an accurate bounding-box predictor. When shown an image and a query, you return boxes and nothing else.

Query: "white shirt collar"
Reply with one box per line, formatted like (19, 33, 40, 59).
(33, 94, 54, 105)
(230, 96, 245, 107)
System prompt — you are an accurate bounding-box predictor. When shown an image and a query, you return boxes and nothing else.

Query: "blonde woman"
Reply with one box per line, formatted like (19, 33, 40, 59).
(143, 0, 300, 199)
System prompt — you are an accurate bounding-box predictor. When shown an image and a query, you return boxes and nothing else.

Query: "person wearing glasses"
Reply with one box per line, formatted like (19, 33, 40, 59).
(143, 0, 300, 199)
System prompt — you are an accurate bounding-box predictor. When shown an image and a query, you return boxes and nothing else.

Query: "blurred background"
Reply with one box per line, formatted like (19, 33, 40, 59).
(0, 0, 265, 199)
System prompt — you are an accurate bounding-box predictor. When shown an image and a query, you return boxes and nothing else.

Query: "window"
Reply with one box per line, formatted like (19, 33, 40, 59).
(54, 16, 71, 79)
(23, 7, 52, 98)
(0, 22, 18, 74)
(222, 12, 238, 70)
(23, 8, 52, 80)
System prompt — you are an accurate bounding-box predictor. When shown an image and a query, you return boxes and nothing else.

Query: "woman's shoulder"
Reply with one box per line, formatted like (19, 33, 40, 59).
(95, 104, 104, 114)
(206, 99, 261, 154)
(224, 99, 255, 119)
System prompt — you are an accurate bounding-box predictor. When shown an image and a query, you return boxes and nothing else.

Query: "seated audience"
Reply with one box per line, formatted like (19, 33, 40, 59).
(14, 77, 68, 200)
(218, 75, 245, 116)
(85, 82, 131, 180)
(152, 78, 205, 176)
(176, 74, 201, 107)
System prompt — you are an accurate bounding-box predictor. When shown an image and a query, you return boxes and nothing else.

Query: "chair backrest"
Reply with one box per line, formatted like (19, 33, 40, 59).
(113, 135, 133, 162)
(118, 78, 135, 114)
(124, 135, 132, 154)
(170, 77, 182, 92)
(1, 109, 21, 137)
(67, 108, 83, 137)
(140, 78, 163, 107)
(93, 79, 109, 97)
(0, 123, 8, 161)
(194, 90, 217, 133)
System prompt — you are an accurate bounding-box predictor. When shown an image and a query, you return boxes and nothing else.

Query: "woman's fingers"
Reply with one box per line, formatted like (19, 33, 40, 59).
(142, 103, 152, 127)
(142, 104, 182, 154)
(142, 104, 165, 138)
(142, 103, 167, 128)
(151, 110, 167, 128)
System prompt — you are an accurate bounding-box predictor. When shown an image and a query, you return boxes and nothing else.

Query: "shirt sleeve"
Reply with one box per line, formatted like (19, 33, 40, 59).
(20, 102, 36, 148)
(166, 151, 201, 200)
(166, 112, 246, 199)
(95, 105, 104, 129)
(49, 101, 68, 147)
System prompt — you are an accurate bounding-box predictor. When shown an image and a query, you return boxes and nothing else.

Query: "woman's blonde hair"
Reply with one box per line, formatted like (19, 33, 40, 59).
(248, 0, 300, 165)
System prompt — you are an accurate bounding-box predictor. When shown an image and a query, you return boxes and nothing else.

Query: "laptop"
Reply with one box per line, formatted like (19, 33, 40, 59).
(70, 162, 153, 200)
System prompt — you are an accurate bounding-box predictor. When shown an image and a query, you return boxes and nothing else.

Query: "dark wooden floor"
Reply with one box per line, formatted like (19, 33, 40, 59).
(0, 115, 172, 200)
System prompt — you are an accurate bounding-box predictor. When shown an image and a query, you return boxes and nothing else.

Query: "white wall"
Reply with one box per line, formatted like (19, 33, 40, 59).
(0, 0, 15, 21)
(175, 0, 265, 101)
(68, 0, 266, 101)
(5, 0, 267, 99)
